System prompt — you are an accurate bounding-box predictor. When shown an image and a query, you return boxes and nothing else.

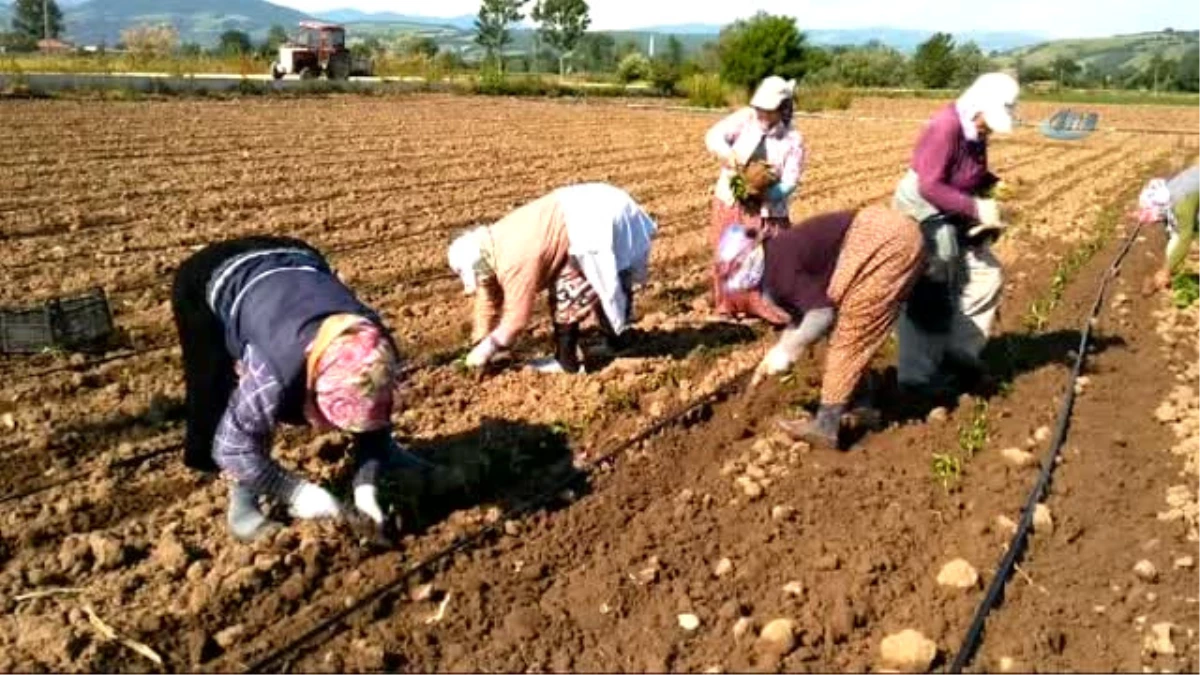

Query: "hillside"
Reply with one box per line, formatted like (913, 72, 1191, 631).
(1000, 30, 1199, 72)
(318, 9, 475, 30)
(62, 0, 312, 46)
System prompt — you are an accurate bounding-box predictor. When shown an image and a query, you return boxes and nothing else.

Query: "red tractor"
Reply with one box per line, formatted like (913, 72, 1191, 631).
(270, 22, 372, 80)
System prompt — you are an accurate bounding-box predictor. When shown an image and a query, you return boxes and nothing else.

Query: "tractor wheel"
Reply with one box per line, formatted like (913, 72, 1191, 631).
(299, 66, 319, 80)
(327, 57, 351, 81)
(270, 62, 285, 80)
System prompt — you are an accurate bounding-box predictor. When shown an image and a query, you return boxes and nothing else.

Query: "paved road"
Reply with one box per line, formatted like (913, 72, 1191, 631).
(0, 71, 651, 95)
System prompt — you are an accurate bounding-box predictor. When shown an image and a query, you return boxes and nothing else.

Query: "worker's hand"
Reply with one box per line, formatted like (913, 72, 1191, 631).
(289, 482, 343, 520)
(1153, 269, 1172, 291)
(465, 335, 500, 368)
(749, 344, 794, 388)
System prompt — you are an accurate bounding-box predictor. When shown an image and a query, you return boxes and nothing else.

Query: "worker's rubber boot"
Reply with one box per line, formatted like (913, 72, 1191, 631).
(553, 322, 582, 374)
(227, 483, 281, 542)
(777, 403, 846, 451)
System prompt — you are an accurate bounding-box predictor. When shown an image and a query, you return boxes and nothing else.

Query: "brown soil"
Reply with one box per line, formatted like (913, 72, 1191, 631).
(0, 95, 1196, 673)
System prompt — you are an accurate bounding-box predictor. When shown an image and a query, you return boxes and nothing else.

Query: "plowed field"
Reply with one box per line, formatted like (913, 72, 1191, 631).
(0, 94, 1197, 673)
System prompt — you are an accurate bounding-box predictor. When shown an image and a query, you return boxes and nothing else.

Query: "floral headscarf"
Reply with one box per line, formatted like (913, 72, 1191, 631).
(1137, 178, 1172, 226)
(305, 317, 399, 433)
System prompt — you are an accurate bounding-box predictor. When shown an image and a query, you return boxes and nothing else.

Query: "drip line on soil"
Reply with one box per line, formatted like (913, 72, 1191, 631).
(949, 219, 1145, 673)
(239, 365, 754, 673)
(0, 443, 180, 506)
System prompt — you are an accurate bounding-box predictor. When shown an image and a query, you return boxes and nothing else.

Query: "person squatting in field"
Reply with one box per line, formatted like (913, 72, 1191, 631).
(447, 182, 658, 374)
(891, 71, 1020, 398)
(705, 75, 807, 325)
(735, 206, 925, 449)
(171, 236, 425, 542)
(1137, 163, 1199, 293)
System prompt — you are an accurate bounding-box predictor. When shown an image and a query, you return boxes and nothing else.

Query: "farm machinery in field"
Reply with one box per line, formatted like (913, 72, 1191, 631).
(270, 22, 373, 81)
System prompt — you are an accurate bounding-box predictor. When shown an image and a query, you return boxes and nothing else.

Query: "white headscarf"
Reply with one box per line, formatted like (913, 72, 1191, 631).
(956, 72, 1020, 138)
(447, 226, 488, 295)
(554, 183, 658, 334)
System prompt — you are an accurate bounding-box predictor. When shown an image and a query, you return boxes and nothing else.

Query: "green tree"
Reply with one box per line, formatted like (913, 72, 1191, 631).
(531, 0, 591, 78)
(1051, 55, 1081, 89)
(617, 39, 640, 59)
(616, 51, 651, 83)
(475, 0, 528, 70)
(0, 31, 37, 52)
(912, 32, 958, 88)
(217, 29, 253, 56)
(263, 24, 289, 52)
(576, 32, 616, 72)
(10, 0, 63, 41)
(403, 35, 439, 58)
(952, 41, 990, 87)
(829, 43, 909, 87)
(1176, 46, 1199, 92)
(717, 12, 811, 94)
(665, 35, 685, 67)
(259, 24, 289, 59)
(1145, 53, 1171, 93)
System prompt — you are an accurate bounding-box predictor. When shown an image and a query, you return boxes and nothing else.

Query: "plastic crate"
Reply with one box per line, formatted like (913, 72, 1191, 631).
(0, 288, 114, 354)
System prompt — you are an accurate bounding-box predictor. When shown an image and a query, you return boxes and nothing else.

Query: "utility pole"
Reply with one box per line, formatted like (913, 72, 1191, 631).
(43, 0, 50, 40)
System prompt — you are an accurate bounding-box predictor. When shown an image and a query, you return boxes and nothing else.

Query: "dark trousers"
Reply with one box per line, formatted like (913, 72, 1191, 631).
(170, 235, 321, 473)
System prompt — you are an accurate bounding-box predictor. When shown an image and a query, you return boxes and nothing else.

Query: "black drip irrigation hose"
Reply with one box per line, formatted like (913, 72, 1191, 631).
(0, 443, 180, 506)
(949, 220, 1144, 673)
(241, 365, 754, 673)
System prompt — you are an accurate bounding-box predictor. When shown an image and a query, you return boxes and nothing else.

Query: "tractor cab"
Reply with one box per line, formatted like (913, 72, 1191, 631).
(271, 21, 370, 80)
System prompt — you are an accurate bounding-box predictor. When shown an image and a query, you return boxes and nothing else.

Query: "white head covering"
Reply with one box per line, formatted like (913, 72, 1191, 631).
(554, 183, 658, 335)
(750, 76, 797, 112)
(956, 72, 1020, 135)
(447, 227, 487, 295)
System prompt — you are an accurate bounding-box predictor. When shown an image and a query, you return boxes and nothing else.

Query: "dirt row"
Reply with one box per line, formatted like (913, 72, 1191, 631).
(0, 95, 1196, 672)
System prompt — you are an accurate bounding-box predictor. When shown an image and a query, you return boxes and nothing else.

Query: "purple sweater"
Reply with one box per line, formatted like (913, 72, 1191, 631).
(910, 103, 998, 221)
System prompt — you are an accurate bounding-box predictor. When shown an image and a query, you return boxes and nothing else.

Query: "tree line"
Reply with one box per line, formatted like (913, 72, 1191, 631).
(3, 0, 1197, 94)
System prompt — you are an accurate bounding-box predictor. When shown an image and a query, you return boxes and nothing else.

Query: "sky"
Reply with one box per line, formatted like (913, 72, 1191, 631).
(273, 0, 1199, 38)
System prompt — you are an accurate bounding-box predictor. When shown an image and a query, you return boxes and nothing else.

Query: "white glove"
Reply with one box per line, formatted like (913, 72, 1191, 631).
(975, 198, 1002, 226)
(465, 335, 499, 368)
(763, 343, 794, 374)
(289, 482, 342, 520)
(353, 484, 385, 524)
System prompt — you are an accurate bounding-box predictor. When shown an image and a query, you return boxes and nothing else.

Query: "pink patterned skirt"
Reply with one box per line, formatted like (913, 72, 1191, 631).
(709, 197, 791, 326)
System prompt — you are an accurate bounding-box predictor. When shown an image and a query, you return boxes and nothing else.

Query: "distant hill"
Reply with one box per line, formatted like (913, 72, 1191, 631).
(997, 30, 1199, 72)
(318, 9, 475, 30)
(627, 24, 1045, 54)
(61, 0, 313, 46)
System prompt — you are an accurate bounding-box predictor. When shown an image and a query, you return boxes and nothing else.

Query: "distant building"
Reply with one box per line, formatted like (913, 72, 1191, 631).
(37, 38, 74, 53)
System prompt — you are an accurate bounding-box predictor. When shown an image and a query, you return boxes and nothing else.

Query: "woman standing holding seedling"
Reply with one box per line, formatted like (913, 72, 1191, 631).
(1137, 163, 1199, 294)
(705, 75, 807, 325)
(892, 72, 1020, 398)
(744, 206, 925, 449)
(448, 182, 658, 374)
(171, 235, 425, 542)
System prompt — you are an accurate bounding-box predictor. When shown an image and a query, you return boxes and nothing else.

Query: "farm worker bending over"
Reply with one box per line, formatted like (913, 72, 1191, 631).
(171, 236, 424, 542)
(892, 72, 1020, 397)
(1137, 163, 1199, 293)
(448, 182, 658, 374)
(745, 206, 925, 449)
(705, 75, 807, 325)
